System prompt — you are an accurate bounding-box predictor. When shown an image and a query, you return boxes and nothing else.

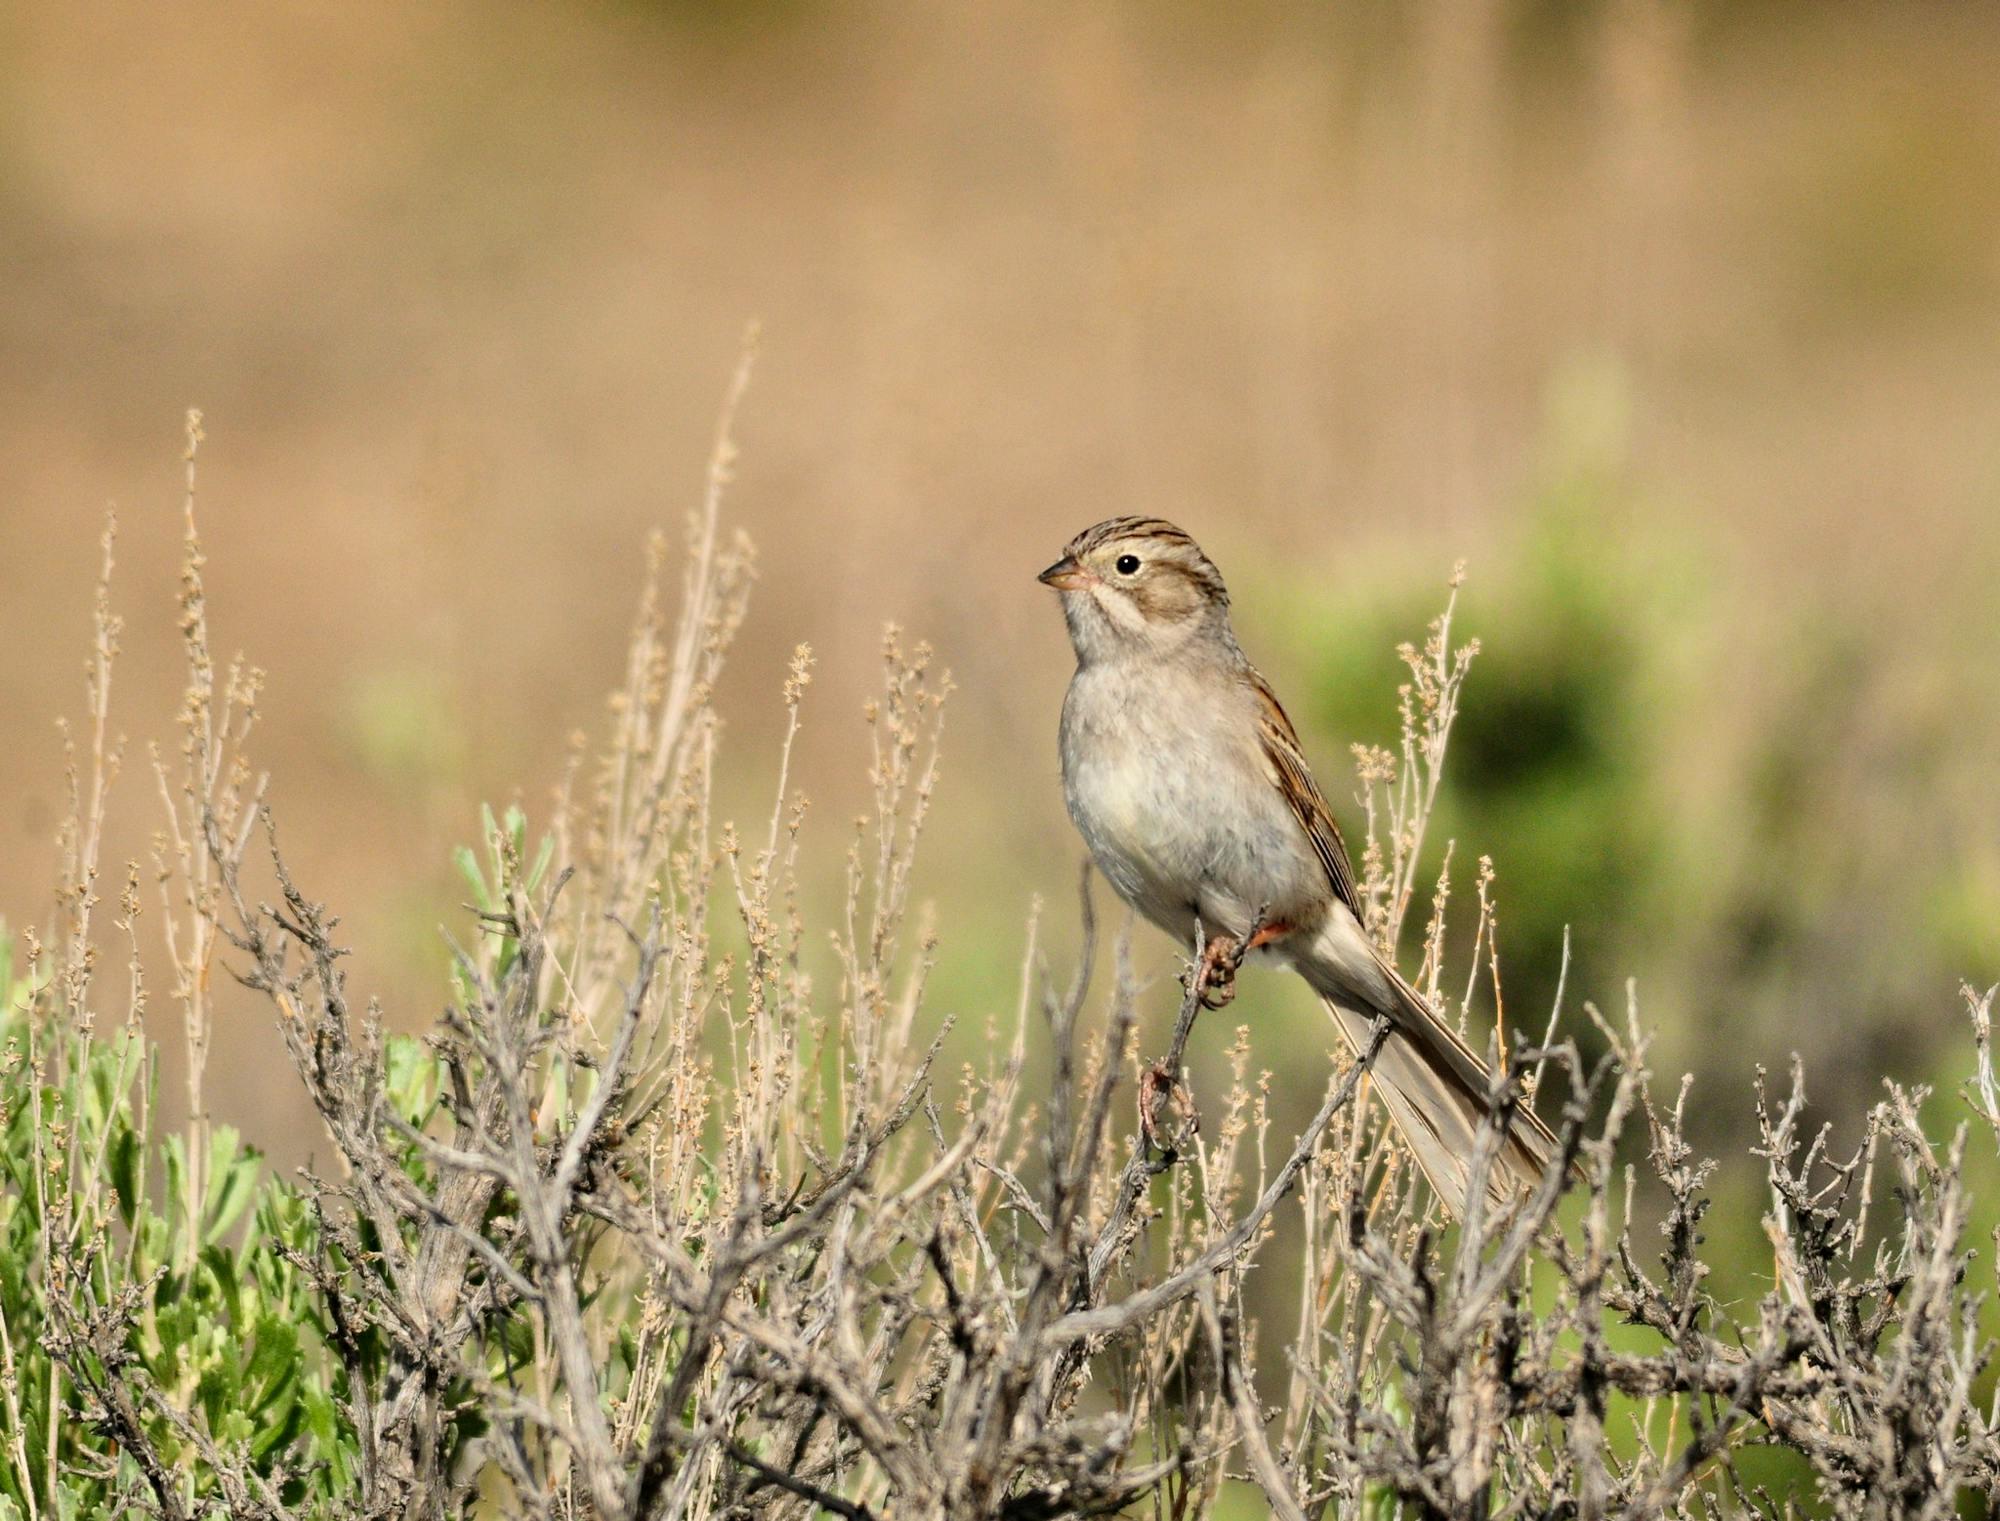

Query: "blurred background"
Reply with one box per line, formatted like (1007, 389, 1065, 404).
(3, 0, 1998, 1363)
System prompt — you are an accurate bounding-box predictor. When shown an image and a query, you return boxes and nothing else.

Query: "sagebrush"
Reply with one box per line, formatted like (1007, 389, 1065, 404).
(1, 386, 1995, 1520)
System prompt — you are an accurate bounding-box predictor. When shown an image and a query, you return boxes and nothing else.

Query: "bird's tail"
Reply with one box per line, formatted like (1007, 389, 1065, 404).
(1320, 970, 1559, 1219)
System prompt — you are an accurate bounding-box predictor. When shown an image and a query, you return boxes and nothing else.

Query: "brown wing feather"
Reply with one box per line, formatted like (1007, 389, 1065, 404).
(1247, 669, 1364, 923)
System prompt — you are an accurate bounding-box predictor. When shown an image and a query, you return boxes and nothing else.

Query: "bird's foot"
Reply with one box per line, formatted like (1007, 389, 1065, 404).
(1140, 1058, 1198, 1155)
(1192, 931, 1248, 1009)
(1188, 917, 1291, 1010)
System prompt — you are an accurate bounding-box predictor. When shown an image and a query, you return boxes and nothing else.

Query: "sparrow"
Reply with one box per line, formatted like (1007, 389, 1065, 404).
(1039, 516, 1557, 1216)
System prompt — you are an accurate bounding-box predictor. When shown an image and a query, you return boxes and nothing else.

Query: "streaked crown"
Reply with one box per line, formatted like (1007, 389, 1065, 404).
(1058, 516, 1229, 606)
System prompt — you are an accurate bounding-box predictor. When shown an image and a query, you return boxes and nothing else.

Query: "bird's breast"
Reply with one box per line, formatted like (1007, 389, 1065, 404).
(1058, 664, 1324, 938)
(1063, 717, 1199, 888)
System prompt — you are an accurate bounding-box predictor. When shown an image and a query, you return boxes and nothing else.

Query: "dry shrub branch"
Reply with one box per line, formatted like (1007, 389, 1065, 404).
(1, 390, 1995, 1520)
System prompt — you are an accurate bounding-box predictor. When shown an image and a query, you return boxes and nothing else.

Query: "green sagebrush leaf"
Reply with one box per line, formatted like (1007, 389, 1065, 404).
(385, 1032, 442, 1130)
(200, 1240, 241, 1324)
(526, 829, 555, 895)
(107, 1120, 140, 1228)
(454, 843, 489, 909)
(245, 1314, 300, 1403)
(203, 1124, 260, 1244)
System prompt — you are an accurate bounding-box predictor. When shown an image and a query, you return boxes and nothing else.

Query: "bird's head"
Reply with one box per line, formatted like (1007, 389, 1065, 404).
(1037, 517, 1232, 665)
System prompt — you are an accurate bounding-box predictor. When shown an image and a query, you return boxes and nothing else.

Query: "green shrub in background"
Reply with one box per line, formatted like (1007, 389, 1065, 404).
(1689, 610, 2000, 1097)
(1270, 357, 1999, 1122)
(1281, 502, 1679, 1058)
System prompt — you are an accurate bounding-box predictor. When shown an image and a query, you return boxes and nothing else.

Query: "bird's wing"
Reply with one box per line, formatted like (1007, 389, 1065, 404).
(1248, 668, 1365, 924)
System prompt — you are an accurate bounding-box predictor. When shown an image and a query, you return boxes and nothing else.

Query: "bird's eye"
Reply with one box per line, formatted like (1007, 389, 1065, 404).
(1115, 554, 1141, 575)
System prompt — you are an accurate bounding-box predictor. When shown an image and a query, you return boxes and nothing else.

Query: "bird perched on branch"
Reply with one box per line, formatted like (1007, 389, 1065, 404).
(1038, 516, 1557, 1217)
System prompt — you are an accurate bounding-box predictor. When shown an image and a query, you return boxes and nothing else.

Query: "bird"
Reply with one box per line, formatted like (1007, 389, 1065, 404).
(1038, 515, 1558, 1217)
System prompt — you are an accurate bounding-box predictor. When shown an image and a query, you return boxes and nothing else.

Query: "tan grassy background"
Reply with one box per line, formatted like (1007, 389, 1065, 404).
(3, 0, 1998, 1174)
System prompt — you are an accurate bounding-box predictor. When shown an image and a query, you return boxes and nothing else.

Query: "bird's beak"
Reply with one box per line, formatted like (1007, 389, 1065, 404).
(1037, 555, 1093, 591)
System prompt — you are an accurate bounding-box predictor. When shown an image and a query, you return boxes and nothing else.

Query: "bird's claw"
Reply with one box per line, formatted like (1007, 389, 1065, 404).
(1193, 932, 1244, 1010)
